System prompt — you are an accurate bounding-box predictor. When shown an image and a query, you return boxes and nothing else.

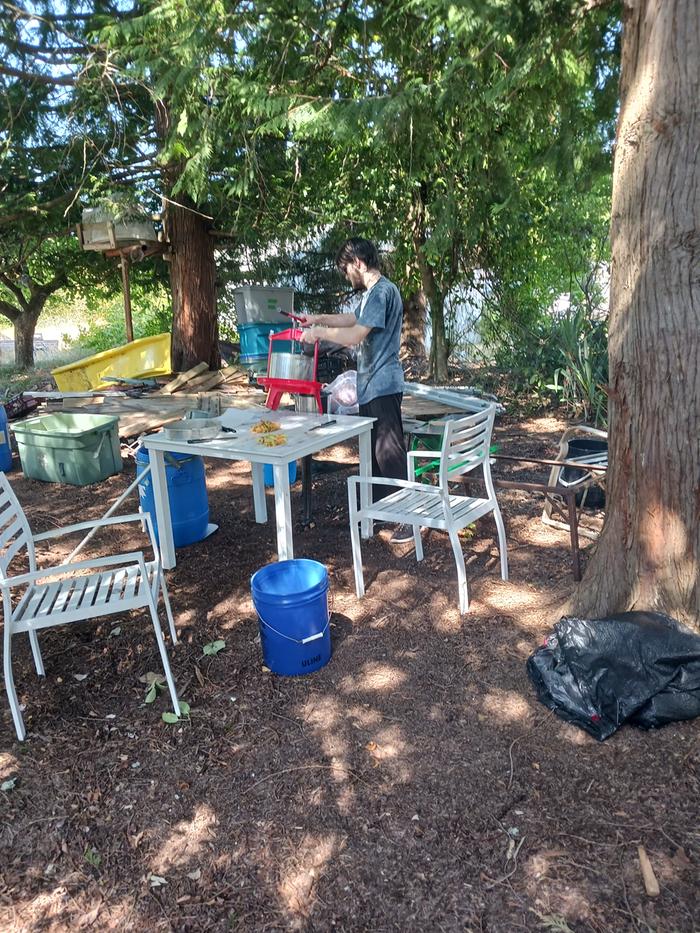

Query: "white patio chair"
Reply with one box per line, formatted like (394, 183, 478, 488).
(347, 406, 508, 614)
(0, 473, 179, 740)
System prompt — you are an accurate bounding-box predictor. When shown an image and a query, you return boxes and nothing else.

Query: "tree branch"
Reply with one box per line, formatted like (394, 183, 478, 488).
(0, 192, 79, 227)
(0, 63, 80, 87)
(0, 299, 19, 324)
(0, 272, 27, 310)
(0, 39, 91, 57)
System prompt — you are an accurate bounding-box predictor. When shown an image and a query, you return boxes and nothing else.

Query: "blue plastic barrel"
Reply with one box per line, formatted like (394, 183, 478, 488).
(136, 447, 209, 547)
(263, 460, 297, 488)
(239, 322, 291, 358)
(0, 406, 13, 472)
(251, 559, 331, 676)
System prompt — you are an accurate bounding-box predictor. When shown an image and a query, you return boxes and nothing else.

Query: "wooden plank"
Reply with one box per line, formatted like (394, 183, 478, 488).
(156, 362, 208, 395)
(181, 370, 225, 393)
(26, 390, 127, 399)
(58, 401, 190, 438)
(220, 367, 249, 384)
(63, 397, 192, 414)
(117, 411, 188, 438)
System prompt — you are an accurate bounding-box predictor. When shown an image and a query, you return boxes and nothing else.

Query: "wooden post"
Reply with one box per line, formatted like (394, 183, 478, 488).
(119, 253, 134, 343)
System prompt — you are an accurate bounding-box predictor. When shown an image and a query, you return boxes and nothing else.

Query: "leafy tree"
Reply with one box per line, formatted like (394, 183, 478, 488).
(0, 227, 114, 366)
(0, 0, 162, 364)
(2, 0, 618, 385)
(262, 0, 618, 380)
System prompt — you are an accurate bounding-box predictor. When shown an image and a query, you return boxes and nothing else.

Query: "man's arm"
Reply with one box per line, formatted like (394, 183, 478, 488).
(299, 312, 357, 327)
(300, 322, 370, 348)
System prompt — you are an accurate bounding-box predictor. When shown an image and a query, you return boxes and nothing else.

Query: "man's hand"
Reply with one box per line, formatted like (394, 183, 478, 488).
(300, 326, 322, 344)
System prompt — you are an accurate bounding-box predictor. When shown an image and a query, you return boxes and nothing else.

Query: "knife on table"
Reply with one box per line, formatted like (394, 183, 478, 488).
(307, 419, 337, 432)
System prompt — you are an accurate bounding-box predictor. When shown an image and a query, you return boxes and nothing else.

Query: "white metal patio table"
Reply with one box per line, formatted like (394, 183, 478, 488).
(140, 409, 375, 569)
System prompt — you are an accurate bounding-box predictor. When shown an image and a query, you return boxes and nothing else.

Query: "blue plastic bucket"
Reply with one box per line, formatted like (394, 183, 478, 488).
(0, 406, 13, 472)
(263, 460, 297, 488)
(136, 447, 209, 547)
(251, 559, 331, 676)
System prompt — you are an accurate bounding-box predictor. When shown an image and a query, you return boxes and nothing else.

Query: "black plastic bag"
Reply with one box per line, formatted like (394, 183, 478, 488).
(527, 611, 700, 740)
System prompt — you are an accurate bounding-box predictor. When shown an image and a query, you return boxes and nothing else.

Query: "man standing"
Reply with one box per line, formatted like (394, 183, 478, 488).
(300, 237, 412, 543)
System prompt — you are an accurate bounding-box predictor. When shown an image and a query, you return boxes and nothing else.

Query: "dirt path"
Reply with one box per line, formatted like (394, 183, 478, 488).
(0, 416, 697, 932)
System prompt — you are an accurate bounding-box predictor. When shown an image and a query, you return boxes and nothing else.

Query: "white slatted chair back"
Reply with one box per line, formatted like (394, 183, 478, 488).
(347, 403, 507, 614)
(437, 407, 495, 490)
(0, 473, 37, 584)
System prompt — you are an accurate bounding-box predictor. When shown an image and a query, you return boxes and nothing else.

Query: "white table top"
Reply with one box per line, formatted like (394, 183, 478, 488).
(140, 408, 375, 462)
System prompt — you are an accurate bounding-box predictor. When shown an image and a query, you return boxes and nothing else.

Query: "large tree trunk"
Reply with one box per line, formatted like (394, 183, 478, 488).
(167, 193, 220, 372)
(156, 100, 220, 373)
(0, 278, 62, 369)
(571, 0, 700, 629)
(401, 289, 428, 363)
(14, 309, 40, 368)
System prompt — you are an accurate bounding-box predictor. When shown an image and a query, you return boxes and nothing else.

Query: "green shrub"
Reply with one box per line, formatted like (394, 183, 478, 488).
(546, 308, 608, 426)
(76, 285, 172, 353)
(485, 306, 608, 424)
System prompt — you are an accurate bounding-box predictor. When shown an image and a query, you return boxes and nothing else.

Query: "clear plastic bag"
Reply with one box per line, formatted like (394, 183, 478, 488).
(324, 370, 358, 415)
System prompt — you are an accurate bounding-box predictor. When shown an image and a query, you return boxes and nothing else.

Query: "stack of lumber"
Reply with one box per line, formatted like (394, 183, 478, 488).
(35, 362, 266, 439)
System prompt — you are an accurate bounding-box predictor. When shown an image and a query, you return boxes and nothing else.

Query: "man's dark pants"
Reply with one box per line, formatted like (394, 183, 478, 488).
(358, 392, 407, 501)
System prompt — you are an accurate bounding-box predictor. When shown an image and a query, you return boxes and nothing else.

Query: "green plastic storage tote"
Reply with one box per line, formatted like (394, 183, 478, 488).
(11, 413, 122, 486)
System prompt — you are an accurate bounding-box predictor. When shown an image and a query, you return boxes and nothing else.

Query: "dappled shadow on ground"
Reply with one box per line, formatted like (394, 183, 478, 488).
(0, 415, 697, 932)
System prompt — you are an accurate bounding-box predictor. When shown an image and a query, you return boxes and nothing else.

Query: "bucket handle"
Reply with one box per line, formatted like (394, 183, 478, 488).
(256, 611, 330, 645)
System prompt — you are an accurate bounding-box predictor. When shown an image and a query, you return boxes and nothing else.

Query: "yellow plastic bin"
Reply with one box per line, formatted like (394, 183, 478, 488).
(51, 333, 172, 391)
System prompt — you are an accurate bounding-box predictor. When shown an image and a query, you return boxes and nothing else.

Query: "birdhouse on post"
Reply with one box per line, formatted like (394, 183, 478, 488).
(76, 204, 163, 342)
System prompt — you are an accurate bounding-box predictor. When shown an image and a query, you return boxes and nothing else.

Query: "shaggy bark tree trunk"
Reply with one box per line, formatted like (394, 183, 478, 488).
(167, 193, 220, 372)
(571, 0, 700, 629)
(157, 100, 220, 373)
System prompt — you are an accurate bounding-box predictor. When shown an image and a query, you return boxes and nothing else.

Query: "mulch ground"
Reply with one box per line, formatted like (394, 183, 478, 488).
(0, 413, 697, 932)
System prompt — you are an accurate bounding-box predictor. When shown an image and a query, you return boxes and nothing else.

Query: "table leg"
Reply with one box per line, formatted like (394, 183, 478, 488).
(301, 454, 313, 526)
(273, 463, 293, 560)
(251, 462, 267, 523)
(149, 450, 176, 570)
(359, 426, 373, 538)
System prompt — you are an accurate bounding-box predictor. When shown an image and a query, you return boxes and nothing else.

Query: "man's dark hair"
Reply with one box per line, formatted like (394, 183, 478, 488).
(335, 238, 380, 272)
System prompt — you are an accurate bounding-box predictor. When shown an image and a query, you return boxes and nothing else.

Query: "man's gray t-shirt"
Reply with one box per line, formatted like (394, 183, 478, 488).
(354, 276, 404, 405)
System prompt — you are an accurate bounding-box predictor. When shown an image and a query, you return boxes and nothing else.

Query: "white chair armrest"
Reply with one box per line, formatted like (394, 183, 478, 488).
(32, 513, 151, 542)
(407, 449, 444, 460)
(3, 551, 146, 588)
(347, 475, 444, 495)
(407, 449, 444, 480)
